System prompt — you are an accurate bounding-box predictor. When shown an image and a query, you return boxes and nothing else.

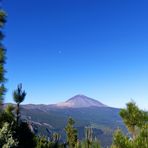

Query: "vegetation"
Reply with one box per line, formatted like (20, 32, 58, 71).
(0, 84, 36, 148)
(111, 101, 148, 148)
(65, 117, 78, 148)
(13, 84, 26, 124)
(0, 2, 148, 148)
(0, 122, 18, 148)
(0, 7, 7, 108)
(2, 101, 146, 147)
(80, 127, 100, 148)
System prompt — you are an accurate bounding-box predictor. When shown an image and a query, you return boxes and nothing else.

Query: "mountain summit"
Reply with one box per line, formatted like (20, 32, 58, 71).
(56, 95, 107, 108)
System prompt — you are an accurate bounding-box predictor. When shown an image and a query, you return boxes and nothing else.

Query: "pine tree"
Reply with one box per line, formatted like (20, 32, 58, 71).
(52, 132, 61, 147)
(120, 101, 148, 139)
(65, 117, 78, 148)
(82, 127, 100, 148)
(133, 124, 148, 148)
(85, 127, 93, 148)
(0, 2, 7, 109)
(111, 129, 132, 148)
(111, 101, 148, 148)
(13, 84, 26, 124)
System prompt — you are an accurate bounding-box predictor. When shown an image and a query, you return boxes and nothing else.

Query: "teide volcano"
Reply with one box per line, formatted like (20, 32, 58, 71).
(55, 94, 107, 108)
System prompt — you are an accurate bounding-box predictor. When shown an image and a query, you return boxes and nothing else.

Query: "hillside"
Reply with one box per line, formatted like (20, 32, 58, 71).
(19, 95, 125, 147)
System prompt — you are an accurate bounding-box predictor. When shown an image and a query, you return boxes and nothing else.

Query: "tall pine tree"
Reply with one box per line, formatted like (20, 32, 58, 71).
(0, 1, 6, 108)
(13, 84, 26, 124)
(65, 117, 78, 148)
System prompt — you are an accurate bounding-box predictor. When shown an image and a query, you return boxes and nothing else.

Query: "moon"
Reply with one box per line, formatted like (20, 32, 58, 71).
(58, 50, 62, 54)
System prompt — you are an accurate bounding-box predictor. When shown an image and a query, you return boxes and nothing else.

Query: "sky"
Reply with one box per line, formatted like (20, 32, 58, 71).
(2, 0, 148, 109)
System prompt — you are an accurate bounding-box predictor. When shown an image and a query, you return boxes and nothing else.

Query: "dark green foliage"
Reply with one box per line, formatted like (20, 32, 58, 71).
(0, 122, 18, 147)
(65, 117, 78, 148)
(0, 105, 15, 128)
(14, 122, 36, 148)
(0, 120, 37, 148)
(0, 87, 36, 148)
(0, 9, 7, 107)
(0, 10, 6, 27)
(0, 105, 18, 147)
(52, 132, 61, 147)
(112, 101, 148, 148)
(12, 85, 36, 147)
(13, 84, 26, 104)
(111, 129, 132, 148)
(80, 140, 100, 148)
(13, 84, 26, 124)
(36, 137, 50, 148)
(0, 84, 37, 148)
(112, 125, 148, 148)
(120, 101, 148, 139)
(134, 124, 148, 148)
(36, 136, 65, 148)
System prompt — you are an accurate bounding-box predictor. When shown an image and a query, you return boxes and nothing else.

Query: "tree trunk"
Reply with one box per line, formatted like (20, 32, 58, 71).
(16, 103, 20, 125)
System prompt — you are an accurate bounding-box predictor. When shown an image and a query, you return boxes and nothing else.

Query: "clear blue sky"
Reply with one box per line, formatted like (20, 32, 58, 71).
(2, 0, 148, 109)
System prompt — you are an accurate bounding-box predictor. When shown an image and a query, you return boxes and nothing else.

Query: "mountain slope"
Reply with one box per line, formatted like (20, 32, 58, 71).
(21, 106, 124, 147)
(16, 95, 126, 147)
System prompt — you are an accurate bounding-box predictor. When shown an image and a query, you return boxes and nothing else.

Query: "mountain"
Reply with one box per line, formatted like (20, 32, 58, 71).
(14, 95, 125, 147)
(55, 94, 107, 108)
